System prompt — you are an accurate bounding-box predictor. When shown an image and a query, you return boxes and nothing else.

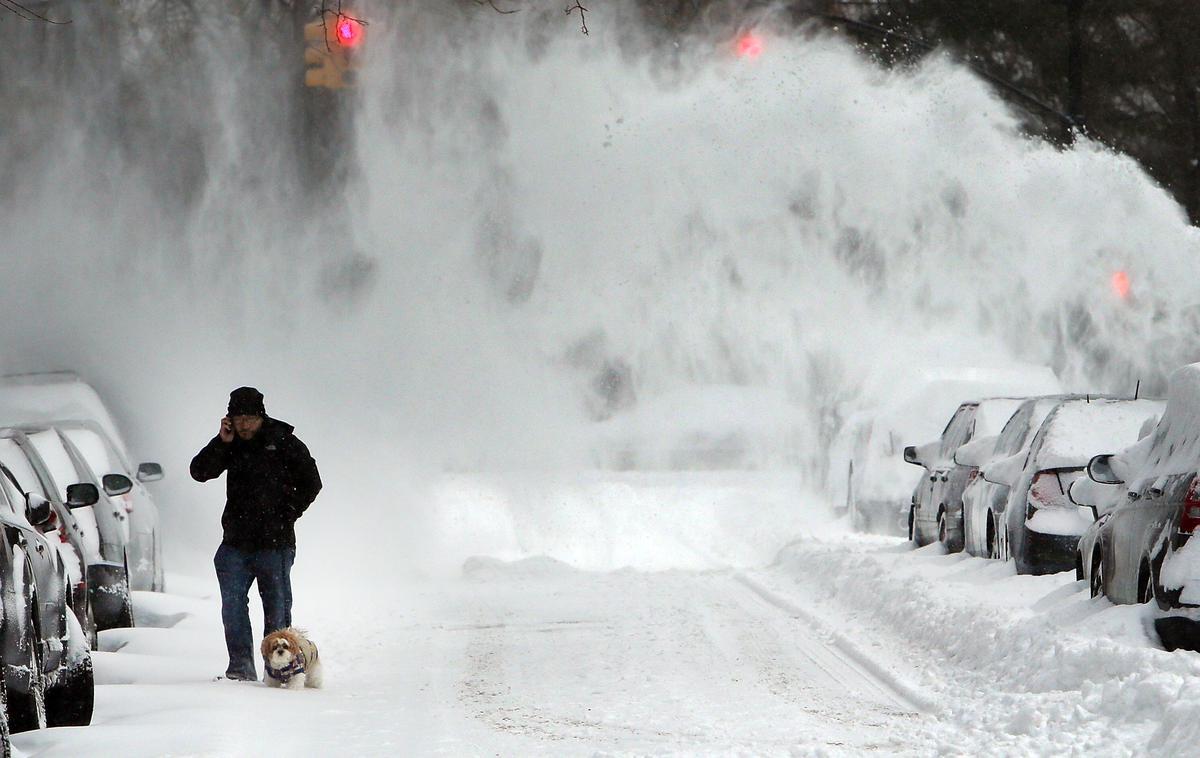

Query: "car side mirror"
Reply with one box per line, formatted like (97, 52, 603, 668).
(66, 482, 99, 509)
(25, 493, 51, 526)
(903, 445, 920, 466)
(102, 473, 133, 497)
(981, 451, 1025, 487)
(1087, 454, 1123, 485)
(954, 434, 998, 468)
(136, 462, 164, 483)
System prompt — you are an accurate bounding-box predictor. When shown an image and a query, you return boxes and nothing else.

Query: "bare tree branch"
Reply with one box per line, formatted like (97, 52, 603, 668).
(0, 0, 71, 23)
(565, 1, 588, 35)
(476, 0, 519, 14)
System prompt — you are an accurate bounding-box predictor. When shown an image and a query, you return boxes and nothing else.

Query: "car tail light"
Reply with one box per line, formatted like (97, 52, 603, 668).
(1029, 471, 1066, 507)
(1179, 476, 1200, 534)
(58, 524, 71, 544)
(1027, 469, 1082, 520)
(967, 468, 980, 486)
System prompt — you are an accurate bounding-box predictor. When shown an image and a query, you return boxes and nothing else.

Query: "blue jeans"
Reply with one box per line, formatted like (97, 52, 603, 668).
(214, 543, 295, 677)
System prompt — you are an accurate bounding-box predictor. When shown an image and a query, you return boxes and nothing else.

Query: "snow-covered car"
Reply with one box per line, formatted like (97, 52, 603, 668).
(904, 397, 1032, 551)
(6, 427, 136, 634)
(982, 397, 1163, 575)
(958, 395, 1074, 559)
(1075, 365, 1200, 648)
(0, 454, 94, 731)
(0, 373, 165, 592)
(836, 367, 1061, 538)
(832, 411, 913, 534)
(1069, 413, 1159, 597)
(54, 421, 164, 592)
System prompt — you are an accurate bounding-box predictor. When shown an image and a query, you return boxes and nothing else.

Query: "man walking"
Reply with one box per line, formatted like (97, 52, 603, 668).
(190, 387, 322, 681)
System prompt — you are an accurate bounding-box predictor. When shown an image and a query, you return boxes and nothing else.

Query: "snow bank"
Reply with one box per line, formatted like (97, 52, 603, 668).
(772, 537, 1200, 755)
(423, 470, 820, 574)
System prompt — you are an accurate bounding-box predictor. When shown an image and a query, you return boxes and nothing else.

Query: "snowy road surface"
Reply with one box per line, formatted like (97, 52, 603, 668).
(10, 565, 938, 756)
(11, 473, 1200, 756)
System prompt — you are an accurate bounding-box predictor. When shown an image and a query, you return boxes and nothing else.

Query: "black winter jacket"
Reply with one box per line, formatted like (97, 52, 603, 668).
(190, 417, 322, 550)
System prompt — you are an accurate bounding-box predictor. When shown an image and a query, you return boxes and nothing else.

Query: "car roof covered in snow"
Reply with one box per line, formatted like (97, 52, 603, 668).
(0, 372, 129, 459)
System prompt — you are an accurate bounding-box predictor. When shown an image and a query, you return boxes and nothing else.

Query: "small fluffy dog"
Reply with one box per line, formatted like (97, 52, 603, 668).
(261, 628, 323, 690)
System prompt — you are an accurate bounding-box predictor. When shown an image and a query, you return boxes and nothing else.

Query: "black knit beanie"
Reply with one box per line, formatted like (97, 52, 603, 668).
(228, 387, 266, 417)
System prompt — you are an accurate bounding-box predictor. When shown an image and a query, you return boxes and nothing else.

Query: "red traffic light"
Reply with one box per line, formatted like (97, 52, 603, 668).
(736, 33, 764, 59)
(1111, 270, 1131, 300)
(335, 16, 364, 47)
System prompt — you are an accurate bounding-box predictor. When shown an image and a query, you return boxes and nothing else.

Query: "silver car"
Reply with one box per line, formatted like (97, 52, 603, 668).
(959, 396, 1074, 559)
(53, 421, 164, 592)
(1078, 365, 1200, 650)
(982, 398, 1163, 575)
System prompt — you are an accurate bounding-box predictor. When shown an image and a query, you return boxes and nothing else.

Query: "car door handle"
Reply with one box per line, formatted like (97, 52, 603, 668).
(35, 543, 44, 553)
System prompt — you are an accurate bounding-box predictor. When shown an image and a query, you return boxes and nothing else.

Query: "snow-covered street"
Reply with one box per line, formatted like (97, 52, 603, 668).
(10, 473, 1200, 757)
(11, 2, 1200, 756)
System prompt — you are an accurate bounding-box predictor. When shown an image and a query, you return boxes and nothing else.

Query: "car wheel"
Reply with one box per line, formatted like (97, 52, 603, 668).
(1138, 559, 1154, 605)
(908, 507, 918, 543)
(0, 655, 11, 758)
(1091, 553, 1104, 599)
(119, 555, 135, 629)
(938, 511, 949, 548)
(6, 563, 46, 733)
(45, 609, 93, 728)
(986, 515, 999, 560)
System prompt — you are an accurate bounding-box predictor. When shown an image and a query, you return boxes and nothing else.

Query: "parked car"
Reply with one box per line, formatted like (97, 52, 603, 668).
(8, 427, 135, 634)
(904, 396, 1030, 551)
(0, 452, 94, 731)
(1073, 364, 1200, 648)
(0, 372, 166, 592)
(1069, 413, 1160, 596)
(837, 366, 1061, 537)
(982, 397, 1163, 575)
(958, 395, 1074, 559)
(831, 410, 915, 534)
(55, 421, 164, 592)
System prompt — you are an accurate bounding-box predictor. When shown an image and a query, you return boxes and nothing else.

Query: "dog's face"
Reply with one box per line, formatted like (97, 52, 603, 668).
(262, 631, 299, 669)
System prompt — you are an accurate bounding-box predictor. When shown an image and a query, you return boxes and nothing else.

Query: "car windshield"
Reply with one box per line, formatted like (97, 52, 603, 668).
(61, 427, 126, 478)
(0, 437, 48, 503)
(25, 429, 84, 501)
(1034, 399, 1164, 470)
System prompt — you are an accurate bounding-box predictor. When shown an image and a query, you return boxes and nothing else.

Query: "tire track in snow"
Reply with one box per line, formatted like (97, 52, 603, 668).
(733, 571, 937, 714)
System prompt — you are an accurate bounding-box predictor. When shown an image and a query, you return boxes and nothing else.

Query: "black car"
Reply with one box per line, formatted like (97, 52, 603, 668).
(0, 454, 94, 731)
(982, 398, 1163, 575)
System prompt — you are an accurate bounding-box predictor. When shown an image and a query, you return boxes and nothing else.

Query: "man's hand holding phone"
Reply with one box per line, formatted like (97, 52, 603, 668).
(219, 416, 234, 444)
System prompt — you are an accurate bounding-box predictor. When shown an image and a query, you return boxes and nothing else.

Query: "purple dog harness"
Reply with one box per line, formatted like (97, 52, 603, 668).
(266, 649, 306, 684)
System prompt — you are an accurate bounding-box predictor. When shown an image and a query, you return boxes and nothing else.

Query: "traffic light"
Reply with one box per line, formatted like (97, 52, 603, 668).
(304, 12, 366, 90)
